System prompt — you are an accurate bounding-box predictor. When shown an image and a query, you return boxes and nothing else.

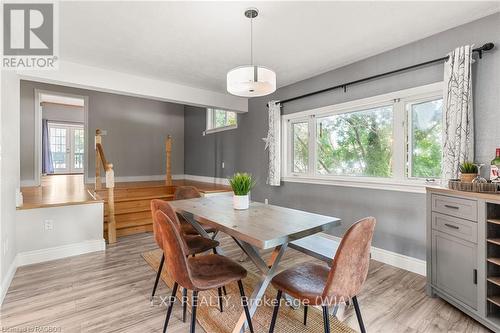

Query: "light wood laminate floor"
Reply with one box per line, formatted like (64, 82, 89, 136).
(0, 233, 491, 333)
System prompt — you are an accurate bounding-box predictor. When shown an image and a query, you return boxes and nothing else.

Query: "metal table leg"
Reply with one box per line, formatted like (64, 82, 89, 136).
(232, 238, 288, 333)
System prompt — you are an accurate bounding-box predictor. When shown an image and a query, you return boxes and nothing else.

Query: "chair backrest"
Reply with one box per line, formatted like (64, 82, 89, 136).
(150, 199, 183, 249)
(322, 217, 376, 301)
(174, 186, 201, 200)
(155, 210, 196, 290)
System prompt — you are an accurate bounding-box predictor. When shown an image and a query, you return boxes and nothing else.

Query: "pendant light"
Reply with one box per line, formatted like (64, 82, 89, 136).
(226, 8, 276, 97)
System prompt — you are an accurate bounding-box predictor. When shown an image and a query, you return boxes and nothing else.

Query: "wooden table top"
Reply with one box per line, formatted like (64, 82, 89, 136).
(169, 196, 341, 249)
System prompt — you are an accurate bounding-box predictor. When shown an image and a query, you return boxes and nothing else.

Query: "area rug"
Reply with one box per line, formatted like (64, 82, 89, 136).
(142, 249, 356, 333)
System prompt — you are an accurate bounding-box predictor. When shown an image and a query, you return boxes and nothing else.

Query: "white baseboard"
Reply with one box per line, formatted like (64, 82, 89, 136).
(0, 259, 18, 305)
(184, 174, 230, 185)
(16, 239, 106, 267)
(328, 235, 426, 276)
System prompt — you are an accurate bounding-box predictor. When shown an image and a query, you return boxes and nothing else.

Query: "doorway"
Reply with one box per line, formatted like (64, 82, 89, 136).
(35, 89, 89, 185)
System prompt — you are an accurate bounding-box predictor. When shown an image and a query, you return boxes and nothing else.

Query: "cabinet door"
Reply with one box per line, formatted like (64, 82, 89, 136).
(432, 230, 477, 309)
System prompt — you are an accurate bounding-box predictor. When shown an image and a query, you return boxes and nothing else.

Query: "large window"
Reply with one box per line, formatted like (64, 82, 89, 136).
(283, 83, 443, 191)
(48, 122, 84, 174)
(206, 108, 237, 134)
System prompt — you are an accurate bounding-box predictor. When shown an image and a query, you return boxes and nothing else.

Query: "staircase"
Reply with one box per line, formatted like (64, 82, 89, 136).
(96, 184, 175, 240)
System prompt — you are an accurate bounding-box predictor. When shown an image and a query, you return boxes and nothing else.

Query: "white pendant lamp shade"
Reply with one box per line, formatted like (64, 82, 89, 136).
(227, 65, 276, 97)
(227, 8, 277, 98)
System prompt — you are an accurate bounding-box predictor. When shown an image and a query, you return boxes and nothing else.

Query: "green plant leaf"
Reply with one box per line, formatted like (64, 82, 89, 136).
(228, 172, 255, 195)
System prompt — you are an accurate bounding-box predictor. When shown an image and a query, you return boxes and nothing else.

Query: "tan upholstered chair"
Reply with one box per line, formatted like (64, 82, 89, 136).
(174, 186, 217, 236)
(269, 217, 376, 333)
(150, 199, 219, 315)
(156, 210, 254, 333)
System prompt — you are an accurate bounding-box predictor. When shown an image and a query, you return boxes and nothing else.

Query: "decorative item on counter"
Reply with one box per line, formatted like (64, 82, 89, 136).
(472, 163, 487, 184)
(229, 172, 255, 210)
(459, 161, 478, 183)
(491, 148, 500, 182)
(448, 179, 498, 193)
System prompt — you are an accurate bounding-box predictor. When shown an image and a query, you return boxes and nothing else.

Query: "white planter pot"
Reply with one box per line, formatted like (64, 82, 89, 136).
(233, 194, 249, 210)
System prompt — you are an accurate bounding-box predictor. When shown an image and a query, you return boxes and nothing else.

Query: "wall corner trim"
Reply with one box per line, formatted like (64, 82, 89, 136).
(0, 259, 18, 305)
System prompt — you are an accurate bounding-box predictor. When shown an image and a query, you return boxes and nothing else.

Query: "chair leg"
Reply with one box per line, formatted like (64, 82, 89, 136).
(237, 280, 254, 333)
(269, 289, 282, 333)
(182, 288, 187, 323)
(163, 282, 178, 333)
(222, 286, 227, 296)
(190, 290, 198, 333)
(352, 296, 366, 333)
(303, 304, 308, 325)
(217, 287, 223, 312)
(151, 253, 165, 300)
(322, 305, 330, 333)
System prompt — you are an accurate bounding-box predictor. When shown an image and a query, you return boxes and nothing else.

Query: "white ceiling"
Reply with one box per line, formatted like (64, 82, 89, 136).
(60, 1, 500, 94)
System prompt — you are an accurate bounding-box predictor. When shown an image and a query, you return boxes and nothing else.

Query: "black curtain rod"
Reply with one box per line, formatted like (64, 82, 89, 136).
(270, 43, 494, 107)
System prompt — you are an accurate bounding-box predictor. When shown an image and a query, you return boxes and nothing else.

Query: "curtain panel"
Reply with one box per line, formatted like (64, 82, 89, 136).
(442, 45, 474, 180)
(42, 119, 54, 174)
(265, 101, 281, 186)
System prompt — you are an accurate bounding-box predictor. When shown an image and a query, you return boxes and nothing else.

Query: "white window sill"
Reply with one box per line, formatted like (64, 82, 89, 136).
(203, 125, 237, 135)
(282, 175, 440, 194)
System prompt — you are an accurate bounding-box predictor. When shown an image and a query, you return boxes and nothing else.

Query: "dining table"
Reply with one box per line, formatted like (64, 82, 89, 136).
(168, 195, 341, 333)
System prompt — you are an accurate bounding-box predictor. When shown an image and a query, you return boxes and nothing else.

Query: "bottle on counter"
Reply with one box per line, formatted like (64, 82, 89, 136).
(491, 148, 500, 182)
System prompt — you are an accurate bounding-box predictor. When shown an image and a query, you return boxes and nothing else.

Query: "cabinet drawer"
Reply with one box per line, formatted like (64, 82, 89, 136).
(432, 194, 477, 221)
(432, 212, 477, 243)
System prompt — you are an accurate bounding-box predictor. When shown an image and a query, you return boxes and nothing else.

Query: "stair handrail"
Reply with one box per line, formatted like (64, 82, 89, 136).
(95, 129, 116, 244)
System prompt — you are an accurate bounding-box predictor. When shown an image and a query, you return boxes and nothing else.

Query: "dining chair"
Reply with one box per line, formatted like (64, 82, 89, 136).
(150, 199, 220, 315)
(173, 186, 217, 237)
(269, 217, 376, 333)
(156, 210, 254, 333)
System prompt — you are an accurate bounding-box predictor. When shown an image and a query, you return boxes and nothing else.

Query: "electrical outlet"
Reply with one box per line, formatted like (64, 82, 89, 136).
(264, 198, 269, 205)
(222, 162, 225, 169)
(44, 219, 54, 231)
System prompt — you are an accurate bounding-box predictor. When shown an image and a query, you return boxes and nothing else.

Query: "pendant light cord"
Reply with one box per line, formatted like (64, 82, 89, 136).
(250, 16, 253, 65)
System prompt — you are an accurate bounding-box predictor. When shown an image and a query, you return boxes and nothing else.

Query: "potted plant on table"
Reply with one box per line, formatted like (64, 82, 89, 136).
(229, 172, 255, 210)
(459, 161, 478, 183)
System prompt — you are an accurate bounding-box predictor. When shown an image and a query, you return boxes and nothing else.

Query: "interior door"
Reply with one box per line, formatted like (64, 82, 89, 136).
(48, 123, 84, 174)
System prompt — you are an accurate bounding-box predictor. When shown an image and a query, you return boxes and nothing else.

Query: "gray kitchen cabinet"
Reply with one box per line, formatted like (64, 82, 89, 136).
(432, 230, 477, 309)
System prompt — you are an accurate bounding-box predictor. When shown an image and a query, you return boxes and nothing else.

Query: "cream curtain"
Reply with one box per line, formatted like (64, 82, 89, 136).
(442, 45, 474, 180)
(264, 101, 281, 186)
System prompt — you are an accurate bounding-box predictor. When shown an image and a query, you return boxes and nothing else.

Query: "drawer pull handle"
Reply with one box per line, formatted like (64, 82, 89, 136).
(473, 269, 477, 285)
(444, 223, 459, 230)
(444, 204, 460, 210)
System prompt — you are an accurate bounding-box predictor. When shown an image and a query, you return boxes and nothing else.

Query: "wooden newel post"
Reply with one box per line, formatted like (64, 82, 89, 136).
(95, 129, 102, 190)
(106, 163, 116, 244)
(165, 135, 172, 186)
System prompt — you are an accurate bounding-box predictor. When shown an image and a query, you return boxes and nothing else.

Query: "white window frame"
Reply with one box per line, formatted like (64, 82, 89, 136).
(281, 82, 443, 193)
(205, 108, 238, 134)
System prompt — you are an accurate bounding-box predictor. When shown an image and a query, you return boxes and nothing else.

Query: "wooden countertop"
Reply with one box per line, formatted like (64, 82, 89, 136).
(426, 185, 500, 203)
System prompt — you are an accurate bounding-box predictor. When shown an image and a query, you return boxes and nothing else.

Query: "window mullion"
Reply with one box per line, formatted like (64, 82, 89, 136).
(308, 115, 316, 176)
(392, 100, 406, 181)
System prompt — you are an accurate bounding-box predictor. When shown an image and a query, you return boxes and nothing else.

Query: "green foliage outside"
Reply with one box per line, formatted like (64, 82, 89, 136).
(214, 110, 237, 128)
(292, 99, 443, 179)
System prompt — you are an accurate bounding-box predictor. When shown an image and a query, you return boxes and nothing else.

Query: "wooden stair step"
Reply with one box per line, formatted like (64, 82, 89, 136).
(105, 218, 152, 230)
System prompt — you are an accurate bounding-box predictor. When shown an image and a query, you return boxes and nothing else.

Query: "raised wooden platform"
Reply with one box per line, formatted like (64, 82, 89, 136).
(19, 175, 99, 210)
(19, 175, 232, 240)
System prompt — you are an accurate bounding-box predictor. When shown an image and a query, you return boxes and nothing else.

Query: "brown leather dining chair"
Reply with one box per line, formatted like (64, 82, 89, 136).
(173, 186, 217, 237)
(269, 217, 376, 333)
(150, 199, 220, 319)
(155, 209, 254, 333)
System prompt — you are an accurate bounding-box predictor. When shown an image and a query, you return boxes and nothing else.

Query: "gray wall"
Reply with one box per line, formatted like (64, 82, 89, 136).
(20, 80, 185, 182)
(42, 102, 84, 123)
(184, 13, 500, 260)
